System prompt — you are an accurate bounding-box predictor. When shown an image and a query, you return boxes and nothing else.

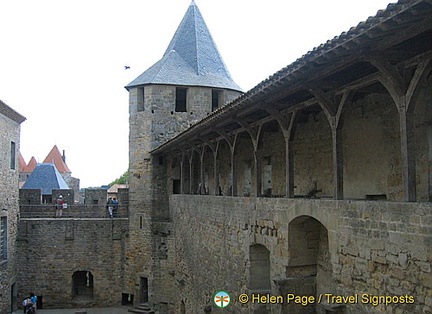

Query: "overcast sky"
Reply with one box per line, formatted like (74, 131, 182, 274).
(0, 0, 394, 188)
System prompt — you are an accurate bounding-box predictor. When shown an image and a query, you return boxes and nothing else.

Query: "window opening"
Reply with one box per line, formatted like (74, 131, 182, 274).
(0, 217, 7, 261)
(10, 141, 16, 170)
(137, 87, 145, 112)
(175, 88, 187, 112)
(212, 90, 222, 111)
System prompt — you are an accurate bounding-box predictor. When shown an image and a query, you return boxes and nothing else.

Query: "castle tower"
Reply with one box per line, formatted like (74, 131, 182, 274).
(125, 0, 242, 309)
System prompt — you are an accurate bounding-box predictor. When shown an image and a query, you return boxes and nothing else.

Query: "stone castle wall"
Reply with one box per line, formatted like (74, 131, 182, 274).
(16, 218, 129, 309)
(168, 195, 432, 313)
(0, 108, 22, 313)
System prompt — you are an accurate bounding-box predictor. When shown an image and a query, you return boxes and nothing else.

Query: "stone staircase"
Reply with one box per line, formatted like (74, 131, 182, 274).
(128, 303, 156, 314)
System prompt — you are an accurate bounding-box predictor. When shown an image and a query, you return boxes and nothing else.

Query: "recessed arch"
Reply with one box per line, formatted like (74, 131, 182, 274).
(72, 271, 94, 300)
(283, 216, 336, 312)
(249, 244, 271, 292)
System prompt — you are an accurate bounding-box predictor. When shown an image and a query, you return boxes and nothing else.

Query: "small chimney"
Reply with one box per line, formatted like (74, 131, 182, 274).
(62, 150, 66, 163)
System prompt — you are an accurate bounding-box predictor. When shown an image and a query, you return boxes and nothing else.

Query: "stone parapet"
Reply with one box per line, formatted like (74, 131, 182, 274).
(20, 204, 128, 219)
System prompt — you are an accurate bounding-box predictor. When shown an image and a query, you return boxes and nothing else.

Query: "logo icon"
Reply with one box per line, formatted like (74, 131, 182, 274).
(214, 291, 230, 308)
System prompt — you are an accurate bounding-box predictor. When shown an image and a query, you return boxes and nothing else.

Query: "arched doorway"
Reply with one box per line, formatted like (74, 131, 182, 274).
(72, 271, 94, 300)
(249, 244, 271, 292)
(282, 216, 338, 313)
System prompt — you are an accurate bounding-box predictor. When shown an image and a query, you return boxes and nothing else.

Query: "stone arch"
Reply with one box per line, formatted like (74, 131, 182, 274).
(283, 215, 335, 312)
(249, 244, 271, 292)
(72, 271, 94, 300)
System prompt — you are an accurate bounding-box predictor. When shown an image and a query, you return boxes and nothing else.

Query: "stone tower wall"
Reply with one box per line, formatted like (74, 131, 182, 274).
(0, 109, 22, 313)
(126, 84, 241, 306)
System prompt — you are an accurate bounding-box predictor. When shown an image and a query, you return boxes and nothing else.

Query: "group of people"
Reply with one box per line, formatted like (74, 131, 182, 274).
(106, 197, 119, 218)
(53, 195, 120, 218)
(22, 293, 37, 313)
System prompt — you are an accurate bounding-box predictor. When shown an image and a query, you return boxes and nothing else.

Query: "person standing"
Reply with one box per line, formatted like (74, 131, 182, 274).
(112, 197, 119, 217)
(55, 195, 64, 218)
(106, 197, 114, 218)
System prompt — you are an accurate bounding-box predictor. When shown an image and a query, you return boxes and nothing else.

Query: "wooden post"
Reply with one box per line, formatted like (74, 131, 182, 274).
(428, 125, 432, 201)
(254, 150, 262, 197)
(200, 149, 205, 194)
(180, 153, 185, 195)
(309, 86, 349, 200)
(189, 152, 194, 195)
(369, 57, 432, 202)
(399, 104, 417, 201)
(213, 142, 220, 196)
(284, 137, 295, 197)
(332, 124, 344, 200)
(230, 148, 236, 196)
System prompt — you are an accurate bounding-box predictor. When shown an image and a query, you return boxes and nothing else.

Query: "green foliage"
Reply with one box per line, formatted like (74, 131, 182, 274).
(109, 170, 129, 186)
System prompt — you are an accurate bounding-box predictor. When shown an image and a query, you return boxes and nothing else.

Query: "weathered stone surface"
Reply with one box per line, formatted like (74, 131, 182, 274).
(0, 102, 23, 313)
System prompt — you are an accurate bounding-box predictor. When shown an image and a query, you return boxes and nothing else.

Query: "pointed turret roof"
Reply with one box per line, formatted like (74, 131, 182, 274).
(43, 145, 71, 173)
(23, 156, 37, 173)
(19, 153, 27, 172)
(22, 163, 69, 195)
(126, 1, 242, 92)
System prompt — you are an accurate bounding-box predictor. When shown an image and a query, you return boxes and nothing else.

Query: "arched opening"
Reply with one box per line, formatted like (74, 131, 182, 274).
(282, 216, 338, 313)
(72, 271, 94, 300)
(249, 244, 271, 292)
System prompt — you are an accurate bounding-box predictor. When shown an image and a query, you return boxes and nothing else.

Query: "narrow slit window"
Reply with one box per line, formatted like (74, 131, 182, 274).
(0, 217, 7, 261)
(10, 141, 16, 170)
(175, 88, 187, 112)
(137, 87, 145, 112)
(212, 90, 222, 111)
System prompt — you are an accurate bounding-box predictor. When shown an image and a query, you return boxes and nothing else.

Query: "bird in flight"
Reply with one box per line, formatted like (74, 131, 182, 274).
(124, 66, 131, 70)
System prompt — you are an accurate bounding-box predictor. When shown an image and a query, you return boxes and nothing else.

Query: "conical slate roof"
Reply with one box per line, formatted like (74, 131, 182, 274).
(22, 163, 69, 195)
(126, 1, 242, 92)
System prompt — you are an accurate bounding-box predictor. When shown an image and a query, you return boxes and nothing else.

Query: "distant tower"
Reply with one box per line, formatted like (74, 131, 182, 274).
(125, 0, 242, 308)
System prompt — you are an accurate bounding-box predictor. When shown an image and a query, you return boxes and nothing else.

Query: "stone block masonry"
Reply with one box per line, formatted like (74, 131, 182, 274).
(16, 218, 129, 309)
(168, 195, 432, 313)
(0, 101, 24, 313)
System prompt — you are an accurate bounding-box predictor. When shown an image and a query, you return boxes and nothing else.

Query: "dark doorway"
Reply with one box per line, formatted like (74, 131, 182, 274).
(173, 180, 181, 194)
(122, 293, 134, 306)
(72, 271, 94, 300)
(10, 283, 17, 312)
(140, 277, 148, 303)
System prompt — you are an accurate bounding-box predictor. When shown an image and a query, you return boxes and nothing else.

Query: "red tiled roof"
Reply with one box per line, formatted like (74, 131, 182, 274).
(42, 145, 71, 173)
(23, 157, 37, 173)
(19, 153, 27, 172)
